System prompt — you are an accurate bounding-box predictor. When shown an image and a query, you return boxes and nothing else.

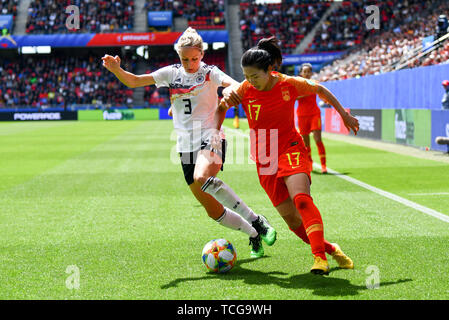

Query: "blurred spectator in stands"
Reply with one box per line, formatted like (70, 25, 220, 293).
(0, 0, 18, 16)
(436, 14, 449, 40)
(145, 0, 225, 30)
(26, 0, 134, 34)
(0, 54, 137, 108)
(442, 80, 449, 110)
(317, 0, 449, 82)
(239, 0, 328, 54)
(0, 0, 17, 34)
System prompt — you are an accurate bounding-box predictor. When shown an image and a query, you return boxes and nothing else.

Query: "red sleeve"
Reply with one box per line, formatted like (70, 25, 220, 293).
(236, 80, 251, 99)
(287, 76, 320, 98)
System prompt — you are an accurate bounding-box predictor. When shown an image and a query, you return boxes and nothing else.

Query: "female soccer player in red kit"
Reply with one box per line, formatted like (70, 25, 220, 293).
(102, 28, 276, 258)
(211, 37, 359, 275)
(296, 63, 327, 173)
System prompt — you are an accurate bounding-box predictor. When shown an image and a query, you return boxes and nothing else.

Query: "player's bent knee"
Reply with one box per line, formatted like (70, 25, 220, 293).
(193, 174, 209, 187)
(205, 207, 224, 220)
(282, 211, 302, 229)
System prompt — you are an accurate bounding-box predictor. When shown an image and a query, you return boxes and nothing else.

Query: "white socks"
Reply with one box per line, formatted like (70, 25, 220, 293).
(216, 208, 258, 238)
(202, 177, 259, 223)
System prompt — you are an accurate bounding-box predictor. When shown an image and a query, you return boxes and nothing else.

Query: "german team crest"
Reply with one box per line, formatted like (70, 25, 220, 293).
(282, 88, 290, 101)
(195, 74, 205, 83)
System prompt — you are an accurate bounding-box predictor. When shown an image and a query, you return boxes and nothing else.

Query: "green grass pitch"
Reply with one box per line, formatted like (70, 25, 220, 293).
(0, 119, 448, 300)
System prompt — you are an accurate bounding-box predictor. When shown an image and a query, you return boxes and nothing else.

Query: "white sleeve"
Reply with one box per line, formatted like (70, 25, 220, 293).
(150, 65, 173, 88)
(210, 66, 234, 87)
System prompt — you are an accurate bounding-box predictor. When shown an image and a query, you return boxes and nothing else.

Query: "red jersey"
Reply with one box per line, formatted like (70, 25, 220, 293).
(236, 72, 320, 165)
(296, 92, 321, 117)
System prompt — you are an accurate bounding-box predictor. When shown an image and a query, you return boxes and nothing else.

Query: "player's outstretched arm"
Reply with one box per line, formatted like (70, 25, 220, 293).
(209, 84, 242, 150)
(214, 99, 230, 131)
(101, 54, 156, 88)
(316, 84, 359, 135)
(209, 100, 230, 151)
(214, 84, 242, 130)
(221, 80, 242, 106)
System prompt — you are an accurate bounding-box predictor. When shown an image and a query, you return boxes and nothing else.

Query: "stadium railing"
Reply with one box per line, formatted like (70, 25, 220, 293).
(389, 32, 449, 72)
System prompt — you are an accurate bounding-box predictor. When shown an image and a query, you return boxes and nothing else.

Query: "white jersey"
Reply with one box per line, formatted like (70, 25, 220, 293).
(151, 62, 232, 152)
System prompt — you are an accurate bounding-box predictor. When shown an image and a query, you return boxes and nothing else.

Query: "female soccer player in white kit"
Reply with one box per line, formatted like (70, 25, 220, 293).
(101, 28, 276, 257)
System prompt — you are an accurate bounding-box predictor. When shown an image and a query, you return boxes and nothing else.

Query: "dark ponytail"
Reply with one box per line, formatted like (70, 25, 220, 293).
(241, 36, 283, 72)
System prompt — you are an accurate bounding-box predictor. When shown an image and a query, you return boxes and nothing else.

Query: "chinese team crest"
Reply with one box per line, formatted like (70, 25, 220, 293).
(282, 88, 290, 101)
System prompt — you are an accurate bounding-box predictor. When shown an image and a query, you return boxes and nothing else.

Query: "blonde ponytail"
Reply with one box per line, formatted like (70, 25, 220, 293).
(176, 27, 204, 53)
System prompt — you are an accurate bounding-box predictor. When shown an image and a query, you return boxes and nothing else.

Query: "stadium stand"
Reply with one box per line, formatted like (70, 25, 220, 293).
(25, 0, 135, 34)
(2, 0, 448, 108)
(0, 0, 18, 33)
(239, 0, 330, 54)
(0, 47, 226, 109)
(0, 53, 136, 108)
(145, 0, 225, 30)
(0, 0, 17, 16)
(316, 0, 449, 81)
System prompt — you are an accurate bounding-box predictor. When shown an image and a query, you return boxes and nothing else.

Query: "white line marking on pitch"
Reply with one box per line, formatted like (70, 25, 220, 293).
(314, 163, 449, 224)
(408, 193, 449, 196)
(222, 126, 449, 224)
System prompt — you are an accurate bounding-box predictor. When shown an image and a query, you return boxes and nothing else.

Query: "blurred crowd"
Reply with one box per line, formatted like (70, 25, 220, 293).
(144, 0, 225, 29)
(0, 0, 17, 16)
(0, 49, 226, 108)
(239, 0, 329, 54)
(25, 0, 134, 34)
(237, 0, 449, 77)
(0, 0, 19, 16)
(2, 0, 449, 106)
(315, 0, 449, 81)
(0, 54, 135, 108)
(0, 0, 18, 33)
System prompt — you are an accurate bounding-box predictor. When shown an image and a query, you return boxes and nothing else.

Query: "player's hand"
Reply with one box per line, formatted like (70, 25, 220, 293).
(101, 54, 121, 73)
(221, 86, 241, 108)
(343, 112, 359, 135)
(168, 107, 173, 117)
(210, 131, 222, 154)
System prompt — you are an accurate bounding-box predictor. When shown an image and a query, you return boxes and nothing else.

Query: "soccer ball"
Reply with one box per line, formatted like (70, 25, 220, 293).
(201, 239, 237, 273)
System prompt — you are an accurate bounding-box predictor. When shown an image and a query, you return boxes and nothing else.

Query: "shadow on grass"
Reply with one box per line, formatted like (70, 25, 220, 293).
(161, 257, 412, 297)
(311, 170, 351, 176)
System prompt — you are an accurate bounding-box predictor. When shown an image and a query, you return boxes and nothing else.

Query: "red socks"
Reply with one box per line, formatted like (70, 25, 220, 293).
(289, 223, 335, 255)
(292, 193, 327, 260)
(306, 146, 312, 162)
(307, 142, 326, 169)
(305, 146, 313, 171)
(316, 141, 326, 167)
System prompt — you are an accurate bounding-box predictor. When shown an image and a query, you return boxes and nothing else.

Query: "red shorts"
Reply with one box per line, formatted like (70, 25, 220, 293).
(297, 113, 322, 136)
(256, 144, 311, 207)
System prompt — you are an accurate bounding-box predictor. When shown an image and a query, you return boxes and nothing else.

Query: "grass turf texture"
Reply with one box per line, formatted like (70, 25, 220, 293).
(0, 120, 448, 300)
